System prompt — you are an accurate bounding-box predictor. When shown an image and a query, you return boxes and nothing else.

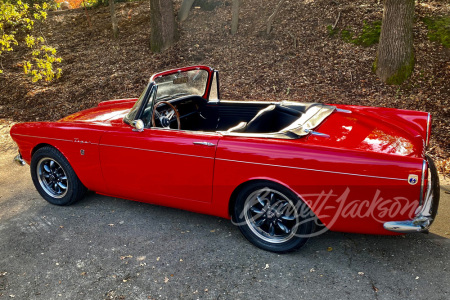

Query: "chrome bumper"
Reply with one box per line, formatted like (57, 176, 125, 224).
(13, 153, 25, 166)
(384, 155, 440, 233)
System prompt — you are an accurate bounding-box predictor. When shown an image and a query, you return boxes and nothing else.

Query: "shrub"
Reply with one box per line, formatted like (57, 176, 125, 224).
(0, 0, 62, 82)
(422, 16, 450, 48)
(340, 20, 381, 47)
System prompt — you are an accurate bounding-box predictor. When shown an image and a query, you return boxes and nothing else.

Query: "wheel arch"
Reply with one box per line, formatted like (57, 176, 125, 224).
(31, 143, 72, 167)
(30, 143, 86, 186)
(30, 143, 87, 205)
(31, 143, 57, 157)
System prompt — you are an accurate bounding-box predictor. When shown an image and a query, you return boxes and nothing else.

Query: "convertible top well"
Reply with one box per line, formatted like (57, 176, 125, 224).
(219, 101, 336, 139)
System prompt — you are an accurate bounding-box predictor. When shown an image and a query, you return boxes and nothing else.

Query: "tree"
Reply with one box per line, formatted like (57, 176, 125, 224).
(266, 0, 286, 35)
(109, 0, 118, 37)
(231, 0, 239, 35)
(178, 0, 194, 22)
(150, 0, 177, 53)
(374, 0, 415, 85)
(0, 0, 61, 82)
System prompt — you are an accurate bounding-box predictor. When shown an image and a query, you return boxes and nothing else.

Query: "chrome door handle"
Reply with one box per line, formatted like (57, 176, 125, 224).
(193, 142, 216, 147)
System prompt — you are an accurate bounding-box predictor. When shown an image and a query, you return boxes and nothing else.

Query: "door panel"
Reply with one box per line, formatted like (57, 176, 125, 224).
(99, 127, 219, 204)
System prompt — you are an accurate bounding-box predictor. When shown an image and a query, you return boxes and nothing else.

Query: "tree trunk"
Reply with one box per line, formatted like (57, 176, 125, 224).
(266, 0, 287, 34)
(375, 0, 415, 85)
(150, 0, 177, 53)
(178, 0, 195, 22)
(109, 0, 119, 38)
(231, 0, 240, 35)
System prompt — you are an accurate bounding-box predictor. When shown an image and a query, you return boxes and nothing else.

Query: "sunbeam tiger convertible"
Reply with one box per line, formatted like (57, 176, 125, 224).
(11, 66, 440, 253)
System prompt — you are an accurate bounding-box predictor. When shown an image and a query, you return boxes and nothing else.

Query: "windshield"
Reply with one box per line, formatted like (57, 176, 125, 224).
(153, 69, 209, 101)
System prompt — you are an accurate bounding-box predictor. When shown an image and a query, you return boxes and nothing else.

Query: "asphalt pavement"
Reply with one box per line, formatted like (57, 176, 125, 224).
(0, 122, 449, 300)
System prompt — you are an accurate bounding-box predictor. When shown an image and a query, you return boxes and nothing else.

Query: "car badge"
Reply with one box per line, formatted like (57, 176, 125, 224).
(408, 174, 418, 185)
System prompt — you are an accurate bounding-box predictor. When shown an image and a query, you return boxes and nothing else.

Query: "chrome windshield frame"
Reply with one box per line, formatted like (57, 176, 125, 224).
(123, 82, 155, 125)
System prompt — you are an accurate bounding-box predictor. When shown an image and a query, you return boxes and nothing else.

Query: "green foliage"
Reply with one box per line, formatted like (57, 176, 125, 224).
(340, 29, 352, 42)
(10, 0, 58, 8)
(0, 0, 61, 81)
(422, 16, 450, 48)
(82, 0, 139, 9)
(340, 20, 381, 47)
(326, 24, 338, 37)
(23, 34, 62, 82)
(81, 0, 102, 8)
(328, 20, 381, 47)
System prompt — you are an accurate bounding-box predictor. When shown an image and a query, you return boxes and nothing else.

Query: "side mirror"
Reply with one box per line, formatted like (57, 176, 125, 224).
(132, 119, 144, 132)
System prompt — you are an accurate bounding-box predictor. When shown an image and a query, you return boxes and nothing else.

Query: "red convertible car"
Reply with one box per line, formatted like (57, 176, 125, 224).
(11, 66, 440, 253)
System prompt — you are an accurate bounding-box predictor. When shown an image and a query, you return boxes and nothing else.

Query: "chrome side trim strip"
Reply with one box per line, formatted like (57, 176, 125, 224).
(193, 141, 216, 147)
(426, 113, 431, 147)
(304, 129, 330, 138)
(336, 108, 352, 114)
(216, 158, 405, 181)
(12, 134, 76, 143)
(100, 144, 214, 160)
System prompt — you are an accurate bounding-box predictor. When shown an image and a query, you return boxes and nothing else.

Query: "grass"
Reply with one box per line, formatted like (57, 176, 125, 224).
(340, 20, 382, 47)
(422, 16, 450, 48)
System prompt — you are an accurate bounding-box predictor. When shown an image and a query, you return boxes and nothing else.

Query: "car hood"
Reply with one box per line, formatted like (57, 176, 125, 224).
(58, 99, 136, 124)
(307, 105, 428, 158)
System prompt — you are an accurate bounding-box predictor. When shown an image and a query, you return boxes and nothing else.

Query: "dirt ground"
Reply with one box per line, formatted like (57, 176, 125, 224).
(0, 0, 448, 170)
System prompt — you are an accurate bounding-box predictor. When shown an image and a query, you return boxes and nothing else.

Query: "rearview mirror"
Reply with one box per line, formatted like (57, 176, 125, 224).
(132, 119, 144, 132)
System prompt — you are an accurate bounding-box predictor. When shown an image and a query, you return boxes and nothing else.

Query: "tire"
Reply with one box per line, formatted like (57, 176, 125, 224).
(233, 182, 316, 253)
(30, 146, 87, 206)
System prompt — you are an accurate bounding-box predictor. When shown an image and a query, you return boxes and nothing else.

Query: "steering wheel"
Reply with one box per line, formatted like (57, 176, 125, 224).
(151, 101, 181, 129)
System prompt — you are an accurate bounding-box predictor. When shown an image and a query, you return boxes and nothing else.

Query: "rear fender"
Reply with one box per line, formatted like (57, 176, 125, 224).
(336, 105, 430, 146)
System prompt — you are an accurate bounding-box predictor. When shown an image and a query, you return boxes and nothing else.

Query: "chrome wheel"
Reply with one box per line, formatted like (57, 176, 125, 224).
(244, 188, 298, 244)
(37, 158, 68, 198)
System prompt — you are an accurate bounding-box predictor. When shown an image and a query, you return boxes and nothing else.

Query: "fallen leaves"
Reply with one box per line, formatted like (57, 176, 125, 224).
(120, 255, 133, 260)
